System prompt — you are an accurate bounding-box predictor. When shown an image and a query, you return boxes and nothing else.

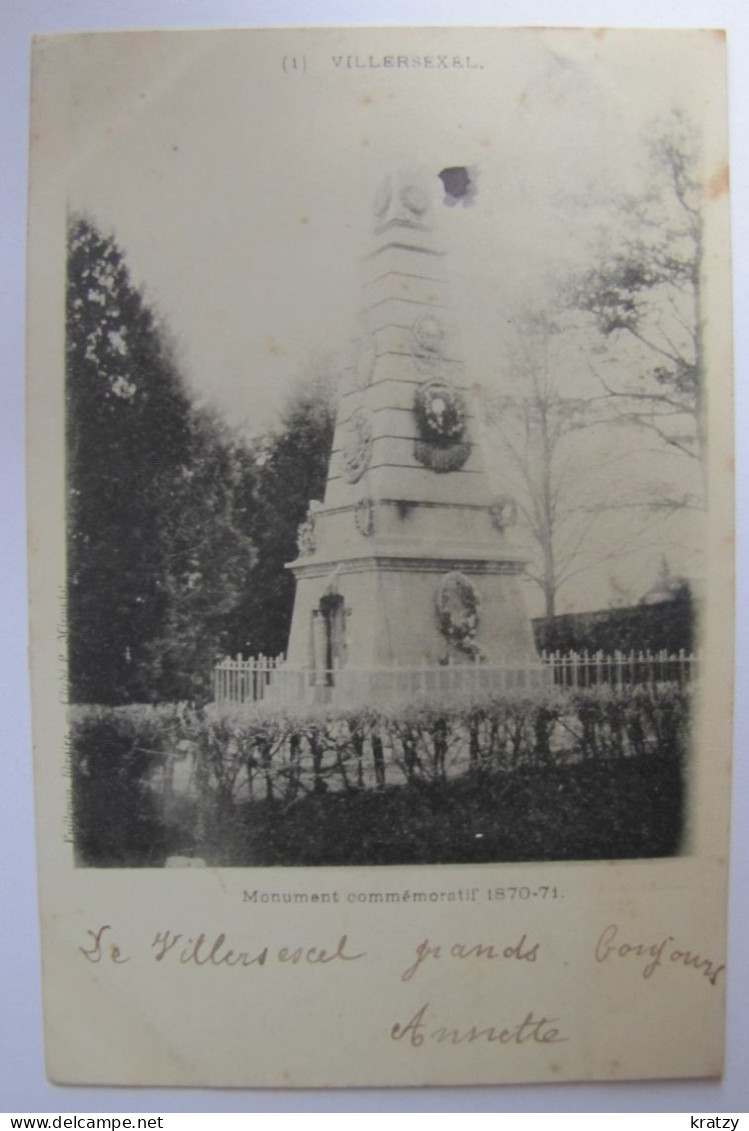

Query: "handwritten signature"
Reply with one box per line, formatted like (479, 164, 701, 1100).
(391, 1002, 567, 1047)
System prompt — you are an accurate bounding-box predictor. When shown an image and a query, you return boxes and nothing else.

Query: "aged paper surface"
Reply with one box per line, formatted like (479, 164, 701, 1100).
(27, 27, 733, 1087)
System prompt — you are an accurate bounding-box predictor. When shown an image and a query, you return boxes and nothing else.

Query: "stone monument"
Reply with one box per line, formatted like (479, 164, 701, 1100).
(283, 169, 538, 697)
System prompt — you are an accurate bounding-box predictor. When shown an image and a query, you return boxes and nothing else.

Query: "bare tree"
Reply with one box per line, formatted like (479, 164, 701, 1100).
(485, 312, 643, 617)
(571, 110, 705, 507)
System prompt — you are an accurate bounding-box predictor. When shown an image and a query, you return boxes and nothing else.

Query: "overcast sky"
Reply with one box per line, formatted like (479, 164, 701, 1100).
(50, 25, 724, 611)
(58, 29, 721, 416)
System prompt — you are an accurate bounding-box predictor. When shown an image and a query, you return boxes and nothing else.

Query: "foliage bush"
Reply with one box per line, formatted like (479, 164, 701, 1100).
(70, 684, 690, 866)
(71, 704, 182, 865)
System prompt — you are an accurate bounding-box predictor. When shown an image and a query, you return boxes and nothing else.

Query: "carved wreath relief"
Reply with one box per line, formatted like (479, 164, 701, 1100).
(296, 514, 316, 556)
(490, 495, 518, 533)
(354, 496, 375, 537)
(411, 312, 445, 372)
(435, 571, 484, 661)
(373, 175, 392, 218)
(413, 377, 470, 473)
(373, 175, 431, 226)
(341, 407, 373, 484)
(353, 331, 377, 390)
(400, 182, 429, 218)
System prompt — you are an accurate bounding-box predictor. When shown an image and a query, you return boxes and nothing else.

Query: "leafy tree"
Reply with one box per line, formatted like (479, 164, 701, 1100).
(143, 408, 257, 701)
(66, 216, 258, 703)
(226, 362, 337, 658)
(67, 215, 193, 703)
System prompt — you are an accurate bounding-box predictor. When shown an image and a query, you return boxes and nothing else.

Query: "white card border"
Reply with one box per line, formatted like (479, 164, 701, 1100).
(4, 0, 749, 1113)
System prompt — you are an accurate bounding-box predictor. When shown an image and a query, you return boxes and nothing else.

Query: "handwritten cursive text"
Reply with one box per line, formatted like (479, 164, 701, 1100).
(595, 924, 724, 986)
(402, 935, 540, 982)
(151, 929, 365, 968)
(391, 1002, 567, 1047)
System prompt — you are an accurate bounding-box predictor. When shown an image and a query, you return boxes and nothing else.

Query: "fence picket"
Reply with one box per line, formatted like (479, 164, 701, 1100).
(212, 649, 697, 705)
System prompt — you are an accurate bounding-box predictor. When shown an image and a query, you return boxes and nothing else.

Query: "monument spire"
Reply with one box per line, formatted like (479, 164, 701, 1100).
(285, 167, 536, 686)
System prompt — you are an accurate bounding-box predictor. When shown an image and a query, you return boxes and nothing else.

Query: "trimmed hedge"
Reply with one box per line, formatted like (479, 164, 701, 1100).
(533, 595, 695, 655)
(69, 685, 690, 867)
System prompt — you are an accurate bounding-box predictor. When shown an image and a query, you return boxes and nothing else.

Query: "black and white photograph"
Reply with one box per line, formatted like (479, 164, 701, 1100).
(25, 23, 734, 1089)
(58, 30, 717, 870)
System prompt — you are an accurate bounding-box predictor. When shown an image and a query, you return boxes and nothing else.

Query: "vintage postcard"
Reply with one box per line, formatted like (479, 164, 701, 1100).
(27, 26, 733, 1087)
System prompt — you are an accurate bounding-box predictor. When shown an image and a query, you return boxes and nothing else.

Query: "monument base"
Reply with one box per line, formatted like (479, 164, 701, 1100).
(285, 552, 537, 678)
(261, 658, 552, 710)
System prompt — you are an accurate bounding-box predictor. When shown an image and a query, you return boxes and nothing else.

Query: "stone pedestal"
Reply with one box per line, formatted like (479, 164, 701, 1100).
(285, 170, 536, 687)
